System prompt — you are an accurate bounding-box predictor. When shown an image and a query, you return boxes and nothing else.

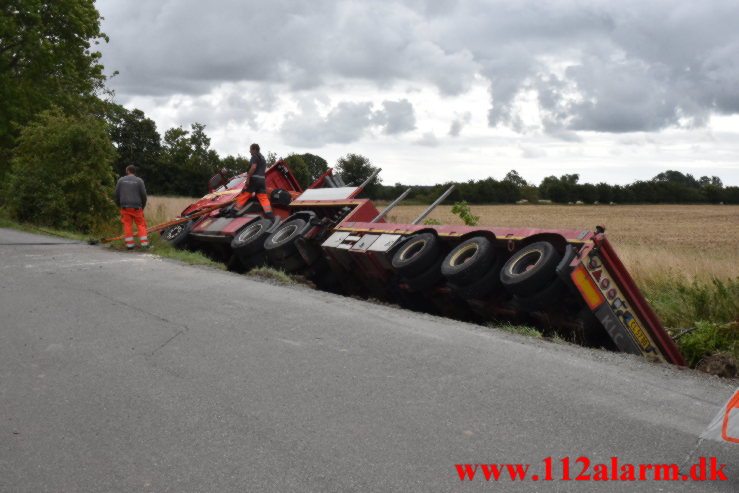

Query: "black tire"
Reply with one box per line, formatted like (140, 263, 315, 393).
(161, 220, 194, 249)
(573, 308, 617, 349)
(441, 236, 495, 285)
(226, 254, 247, 273)
(264, 219, 307, 258)
(391, 233, 440, 277)
(272, 253, 306, 273)
(231, 218, 272, 255)
(239, 250, 268, 270)
(448, 256, 504, 300)
(511, 277, 567, 312)
(402, 258, 443, 292)
(500, 241, 562, 296)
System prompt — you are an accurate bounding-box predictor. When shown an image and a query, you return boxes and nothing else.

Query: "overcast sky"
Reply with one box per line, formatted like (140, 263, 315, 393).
(97, 0, 739, 186)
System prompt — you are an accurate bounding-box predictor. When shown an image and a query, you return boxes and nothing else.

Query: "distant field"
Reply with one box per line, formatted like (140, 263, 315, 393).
(146, 196, 198, 224)
(385, 204, 739, 283)
(147, 197, 739, 282)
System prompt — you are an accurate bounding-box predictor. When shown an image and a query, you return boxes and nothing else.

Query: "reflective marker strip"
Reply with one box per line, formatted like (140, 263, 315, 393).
(571, 264, 605, 310)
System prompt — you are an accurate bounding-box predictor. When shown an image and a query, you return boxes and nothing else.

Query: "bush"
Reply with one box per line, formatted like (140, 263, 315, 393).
(641, 276, 739, 328)
(674, 321, 739, 369)
(451, 201, 479, 226)
(2, 108, 117, 233)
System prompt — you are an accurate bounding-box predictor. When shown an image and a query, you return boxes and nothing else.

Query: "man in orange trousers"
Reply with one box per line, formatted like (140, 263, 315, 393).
(115, 165, 148, 249)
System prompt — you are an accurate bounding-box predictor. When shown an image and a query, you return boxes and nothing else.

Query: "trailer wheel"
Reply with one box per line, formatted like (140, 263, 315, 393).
(240, 250, 268, 270)
(441, 237, 494, 284)
(448, 256, 504, 300)
(511, 277, 567, 311)
(272, 253, 306, 273)
(500, 241, 561, 296)
(402, 258, 443, 292)
(573, 308, 617, 349)
(231, 218, 272, 255)
(391, 233, 440, 277)
(161, 220, 194, 249)
(264, 219, 307, 258)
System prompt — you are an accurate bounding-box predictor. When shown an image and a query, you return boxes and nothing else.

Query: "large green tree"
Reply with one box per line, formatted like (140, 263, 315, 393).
(300, 153, 329, 183)
(108, 105, 161, 177)
(2, 107, 117, 232)
(0, 0, 108, 177)
(150, 123, 221, 196)
(335, 153, 381, 197)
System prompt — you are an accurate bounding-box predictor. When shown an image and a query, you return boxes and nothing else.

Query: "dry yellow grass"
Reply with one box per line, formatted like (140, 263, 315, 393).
(145, 196, 201, 224)
(384, 204, 739, 283)
(147, 197, 739, 283)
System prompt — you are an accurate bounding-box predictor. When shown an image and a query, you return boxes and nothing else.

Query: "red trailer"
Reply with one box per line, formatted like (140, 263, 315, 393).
(162, 166, 686, 366)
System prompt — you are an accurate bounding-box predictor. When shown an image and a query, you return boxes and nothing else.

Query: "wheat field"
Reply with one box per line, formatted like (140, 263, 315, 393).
(386, 204, 739, 283)
(147, 197, 739, 282)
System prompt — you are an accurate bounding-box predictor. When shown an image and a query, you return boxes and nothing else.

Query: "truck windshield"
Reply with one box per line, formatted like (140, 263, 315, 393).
(216, 176, 245, 192)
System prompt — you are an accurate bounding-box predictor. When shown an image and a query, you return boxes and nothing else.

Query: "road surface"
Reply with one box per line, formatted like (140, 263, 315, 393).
(0, 228, 736, 492)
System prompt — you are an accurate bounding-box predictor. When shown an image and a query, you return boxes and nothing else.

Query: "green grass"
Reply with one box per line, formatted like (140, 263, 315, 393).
(0, 213, 88, 241)
(669, 321, 739, 368)
(488, 321, 543, 338)
(105, 232, 226, 269)
(641, 274, 738, 374)
(247, 266, 294, 284)
(641, 275, 739, 328)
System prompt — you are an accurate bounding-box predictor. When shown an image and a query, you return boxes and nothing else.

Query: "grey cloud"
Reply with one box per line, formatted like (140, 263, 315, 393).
(281, 100, 374, 147)
(99, 0, 739, 134)
(373, 100, 416, 134)
(416, 132, 440, 147)
(449, 112, 471, 137)
(280, 98, 416, 146)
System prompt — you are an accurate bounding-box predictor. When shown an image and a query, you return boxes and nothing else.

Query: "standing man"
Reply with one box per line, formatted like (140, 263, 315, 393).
(115, 165, 148, 250)
(233, 143, 274, 219)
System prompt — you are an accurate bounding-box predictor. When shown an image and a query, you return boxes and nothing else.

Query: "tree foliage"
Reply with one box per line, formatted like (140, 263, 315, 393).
(0, 0, 108, 177)
(335, 153, 382, 197)
(282, 153, 329, 189)
(2, 108, 117, 232)
(107, 105, 161, 177)
(282, 154, 311, 189)
(300, 153, 329, 183)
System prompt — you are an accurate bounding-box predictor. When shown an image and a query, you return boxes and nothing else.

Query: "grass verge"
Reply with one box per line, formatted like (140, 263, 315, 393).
(0, 214, 88, 242)
(489, 322, 543, 339)
(3, 209, 736, 375)
(247, 266, 294, 284)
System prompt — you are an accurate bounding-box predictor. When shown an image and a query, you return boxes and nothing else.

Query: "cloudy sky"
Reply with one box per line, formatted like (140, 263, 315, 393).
(97, 0, 739, 186)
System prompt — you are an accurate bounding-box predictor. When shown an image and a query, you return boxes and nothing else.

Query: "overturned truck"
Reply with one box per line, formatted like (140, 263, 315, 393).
(161, 163, 686, 367)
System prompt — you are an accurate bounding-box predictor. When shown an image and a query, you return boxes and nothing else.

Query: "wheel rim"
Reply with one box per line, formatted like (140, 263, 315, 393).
(450, 243, 478, 266)
(164, 224, 184, 240)
(510, 249, 542, 275)
(273, 223, 299, 244)
(400, 239, 425, 261)
(239, 222, 263, 242)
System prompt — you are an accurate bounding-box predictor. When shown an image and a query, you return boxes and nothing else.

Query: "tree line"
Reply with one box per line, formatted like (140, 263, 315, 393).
(0, 1, 736, 235)
(373, 169, 739, 205)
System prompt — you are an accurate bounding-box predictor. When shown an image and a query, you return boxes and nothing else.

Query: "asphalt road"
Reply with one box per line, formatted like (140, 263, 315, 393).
(0, 227, 736, 492)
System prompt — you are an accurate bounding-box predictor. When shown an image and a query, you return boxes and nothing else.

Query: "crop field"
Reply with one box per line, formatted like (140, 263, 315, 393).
(386, 204, 739, 284)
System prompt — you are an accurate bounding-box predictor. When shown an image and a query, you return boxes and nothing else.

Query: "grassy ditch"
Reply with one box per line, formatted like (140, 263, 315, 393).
(2, 206, 737, 377)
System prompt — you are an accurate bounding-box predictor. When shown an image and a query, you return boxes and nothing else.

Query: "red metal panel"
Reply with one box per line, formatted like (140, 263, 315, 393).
(594, 234, 687, 366)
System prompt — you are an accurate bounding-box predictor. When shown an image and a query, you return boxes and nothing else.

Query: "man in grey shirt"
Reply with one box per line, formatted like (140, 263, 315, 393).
(115, 165, 148, 249)
(233, 143, 274, 219)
